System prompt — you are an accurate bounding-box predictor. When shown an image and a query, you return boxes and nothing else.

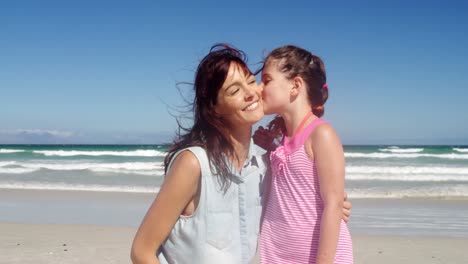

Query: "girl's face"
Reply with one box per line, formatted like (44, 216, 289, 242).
(214, 62, 264, 128)
(260, 60, 293, 115)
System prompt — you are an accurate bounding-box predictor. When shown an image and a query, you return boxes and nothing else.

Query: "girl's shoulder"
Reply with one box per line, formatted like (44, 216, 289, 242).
(311, 121, 336, 140)
(306, 121, 342, 153)
(303, 118, 334, 141)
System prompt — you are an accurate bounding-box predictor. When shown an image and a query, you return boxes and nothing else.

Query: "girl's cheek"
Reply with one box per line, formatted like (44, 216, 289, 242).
(261, 85, 268, 98)
(261, 88, 267, 98)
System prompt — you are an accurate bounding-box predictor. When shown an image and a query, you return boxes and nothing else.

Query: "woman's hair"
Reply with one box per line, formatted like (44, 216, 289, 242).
(164, 43, 252, 191)
(262, 45, 328, 143)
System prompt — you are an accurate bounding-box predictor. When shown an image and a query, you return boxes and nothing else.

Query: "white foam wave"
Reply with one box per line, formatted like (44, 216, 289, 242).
(379, 148, 424, 153)
(0, 168, 38, 174)
(0, 149, 25, 154)
(0, 161, 16, 167)
(91, 168, 164, 176)
(347, 166, 468, 175)
(454, 148, 468, 153)
(0, 182, 159, 193)
(348, 185, 468, 198)
(32, 149, 166, 157)
(347, 174, 468, 182)
(0, 161, 165, 176)
(345, 152, 468, 159)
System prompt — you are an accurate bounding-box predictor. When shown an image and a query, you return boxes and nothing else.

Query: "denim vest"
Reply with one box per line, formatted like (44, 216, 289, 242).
(159, 142, 267, 264)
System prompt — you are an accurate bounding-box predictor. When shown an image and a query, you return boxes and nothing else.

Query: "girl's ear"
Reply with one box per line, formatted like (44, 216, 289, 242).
(291, 76, 304, 97)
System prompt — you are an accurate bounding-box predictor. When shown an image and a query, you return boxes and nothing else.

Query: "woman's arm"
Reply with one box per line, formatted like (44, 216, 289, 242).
(343, 192, 352, 223)
(260, 157, 272, 229)
(310, 124, 346, 264)
(130, 150, 201, 264)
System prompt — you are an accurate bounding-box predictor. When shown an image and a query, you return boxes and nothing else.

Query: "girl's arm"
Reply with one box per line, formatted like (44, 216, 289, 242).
(310, 124, 346, 264)
(130, 151, 201, 264)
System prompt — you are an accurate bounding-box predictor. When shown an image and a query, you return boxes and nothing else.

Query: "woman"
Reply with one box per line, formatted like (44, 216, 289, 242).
(130, 44, 351, 264)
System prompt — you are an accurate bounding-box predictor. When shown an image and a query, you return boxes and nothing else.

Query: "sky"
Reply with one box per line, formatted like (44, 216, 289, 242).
(1, 0, 468, 145)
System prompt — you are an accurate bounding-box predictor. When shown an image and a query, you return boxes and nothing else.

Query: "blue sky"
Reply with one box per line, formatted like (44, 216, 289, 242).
(1, 0, 467, 144)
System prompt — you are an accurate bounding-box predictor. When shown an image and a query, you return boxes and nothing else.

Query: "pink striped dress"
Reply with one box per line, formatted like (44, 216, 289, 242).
(259, 118, 353, 263)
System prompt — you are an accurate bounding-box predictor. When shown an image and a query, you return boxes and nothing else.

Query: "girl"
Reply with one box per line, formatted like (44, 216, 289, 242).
(259, 45, 353, 263)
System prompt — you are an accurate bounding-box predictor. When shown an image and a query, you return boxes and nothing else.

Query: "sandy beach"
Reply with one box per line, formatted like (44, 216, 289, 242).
(0, 222, 135, 264)
(2, 222, 468, 264)
(1, 189, 468, 263)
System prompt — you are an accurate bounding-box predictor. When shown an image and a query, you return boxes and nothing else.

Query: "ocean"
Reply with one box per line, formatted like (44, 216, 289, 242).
(1, 144, 468, 199)
(1, 144, 468, 237)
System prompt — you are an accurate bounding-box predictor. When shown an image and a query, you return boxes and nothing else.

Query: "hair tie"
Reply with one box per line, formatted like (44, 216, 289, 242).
(314, 105, 324, 111)
(322, 83, 328, 89)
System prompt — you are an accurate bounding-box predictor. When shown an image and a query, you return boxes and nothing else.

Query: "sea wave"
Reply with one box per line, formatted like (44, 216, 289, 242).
(347, 174, 468, 182)
(0, 149, 25, 154)
(345, 152, 468, 159)
(0, 161, 165, 175)
(0, 161, 16, 167)
(0, 182, 159, 193)
(348, 185, 468, 198)
(454, 148, 468, 153)
(32, 149, 166, 157)
(347, 166, 468, 175)
(0, 167, 38, 174)
(379, 148, 424, 153)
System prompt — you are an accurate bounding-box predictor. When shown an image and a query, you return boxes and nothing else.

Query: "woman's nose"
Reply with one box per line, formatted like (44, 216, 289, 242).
(245, 85, 256, 99)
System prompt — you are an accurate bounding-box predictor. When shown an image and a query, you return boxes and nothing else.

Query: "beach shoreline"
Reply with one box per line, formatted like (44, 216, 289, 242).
(1, 189, 468, 263)
(2, 221, 468, 264)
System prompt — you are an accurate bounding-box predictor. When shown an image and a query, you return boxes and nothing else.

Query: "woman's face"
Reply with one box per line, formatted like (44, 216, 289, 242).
(214, 62, 264, 128)
(260, 60, 293, 115)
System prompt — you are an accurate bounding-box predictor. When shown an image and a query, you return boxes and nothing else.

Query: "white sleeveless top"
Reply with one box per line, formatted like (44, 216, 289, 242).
(159, 141, 267, 264)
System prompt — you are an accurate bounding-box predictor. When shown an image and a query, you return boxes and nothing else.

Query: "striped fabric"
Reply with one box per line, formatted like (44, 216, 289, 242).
(259, 118, 353, 263)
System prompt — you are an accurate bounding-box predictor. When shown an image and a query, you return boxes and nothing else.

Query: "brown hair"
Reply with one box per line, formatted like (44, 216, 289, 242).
(259, 45, 329, 148)
(164, 44, 252, 191)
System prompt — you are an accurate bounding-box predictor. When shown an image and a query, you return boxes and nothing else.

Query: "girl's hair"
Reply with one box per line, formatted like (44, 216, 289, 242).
(164, 43, 252, 192)
(263, 45, 328, 141)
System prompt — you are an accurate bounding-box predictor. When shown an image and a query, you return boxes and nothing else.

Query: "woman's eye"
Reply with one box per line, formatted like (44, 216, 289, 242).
(249, 80, 256, 85)
(231, 89, 240, 95)
(263, 80, 270, 85)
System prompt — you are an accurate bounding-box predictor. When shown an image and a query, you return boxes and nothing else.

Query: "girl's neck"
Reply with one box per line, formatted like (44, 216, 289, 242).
(281, 103, 315, 138)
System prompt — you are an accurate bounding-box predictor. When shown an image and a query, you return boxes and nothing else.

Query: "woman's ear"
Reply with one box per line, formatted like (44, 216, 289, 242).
(213, 104, 222, 117)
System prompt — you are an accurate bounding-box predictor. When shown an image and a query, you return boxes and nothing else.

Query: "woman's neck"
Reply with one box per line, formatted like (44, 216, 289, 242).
(225, 125, 252, 171)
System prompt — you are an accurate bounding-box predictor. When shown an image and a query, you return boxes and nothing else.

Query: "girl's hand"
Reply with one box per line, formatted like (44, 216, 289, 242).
(253, 126, 277, 151)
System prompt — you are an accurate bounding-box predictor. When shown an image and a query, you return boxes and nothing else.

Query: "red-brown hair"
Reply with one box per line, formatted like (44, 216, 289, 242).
(164, 44, 252, 191)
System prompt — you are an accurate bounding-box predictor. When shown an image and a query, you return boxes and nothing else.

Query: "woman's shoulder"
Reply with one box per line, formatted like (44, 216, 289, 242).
(166, 148, 204, 182)
(168, 145, 206, 168)
(172, 149, 201, 169)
